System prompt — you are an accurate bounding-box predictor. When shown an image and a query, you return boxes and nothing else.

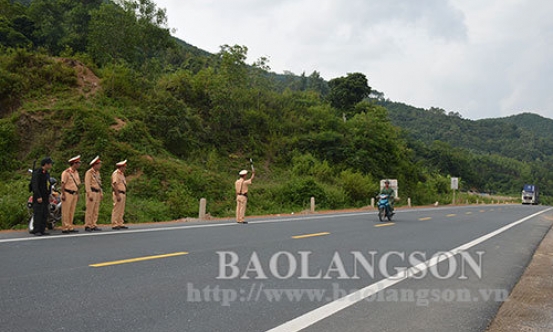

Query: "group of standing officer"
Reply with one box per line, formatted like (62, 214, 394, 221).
(30, 155, 129, 236)
(31, 156, 258, 235)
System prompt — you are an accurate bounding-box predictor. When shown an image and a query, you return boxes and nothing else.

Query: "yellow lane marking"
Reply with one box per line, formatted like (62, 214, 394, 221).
(90, 252, 189, 267)
(292, 232, 330, 239)
(446, 214, 457, 217)
(419, 217, 432, 221)
(375, 223, 395, 227)
(466, 212, 473, 215)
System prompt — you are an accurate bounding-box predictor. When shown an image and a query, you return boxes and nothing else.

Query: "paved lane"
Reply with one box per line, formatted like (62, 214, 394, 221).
(0, 205, 551, 332)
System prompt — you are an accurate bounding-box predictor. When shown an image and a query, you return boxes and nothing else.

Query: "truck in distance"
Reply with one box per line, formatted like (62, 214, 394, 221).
(521, 184, 539, 205)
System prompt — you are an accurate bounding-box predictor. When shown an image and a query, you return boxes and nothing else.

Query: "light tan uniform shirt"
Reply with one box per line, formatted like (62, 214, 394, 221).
(61, 167, 80, 231)
(112, 169, 126, 193)
(235, 178, 252, 195)
(85, 168, 102, 194)
(61, 168, 81, 191)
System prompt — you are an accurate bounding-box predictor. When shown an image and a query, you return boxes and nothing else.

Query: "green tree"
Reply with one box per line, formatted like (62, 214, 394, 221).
(342, 103, 402, 177)
(307, 71, 329, 96)
(0, 0, 35, 47)
(145, 91, 203, 158)
(58, 0, 103, 54)
(327, 72, 371, 117)
(88, 0, 172, 68)
(0, 16, 31, 47)
(217, 44, 248, 89)
(28, 0, 64, 53)
(88, 2, 139, 66)
(120, 0, 173, 64)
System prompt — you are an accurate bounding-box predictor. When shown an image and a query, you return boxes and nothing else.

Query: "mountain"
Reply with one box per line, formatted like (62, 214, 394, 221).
(496, 113, 553, 140)
(374, 99, 553, 199)
(173, 37, 212, 58)
(376, 100, 553, 162)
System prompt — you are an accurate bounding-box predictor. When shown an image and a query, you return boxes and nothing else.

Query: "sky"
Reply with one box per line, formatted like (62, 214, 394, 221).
(153, 0, 553, 120)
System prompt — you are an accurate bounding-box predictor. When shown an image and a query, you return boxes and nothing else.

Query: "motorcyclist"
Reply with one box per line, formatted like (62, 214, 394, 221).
(380, 180, 395, 214)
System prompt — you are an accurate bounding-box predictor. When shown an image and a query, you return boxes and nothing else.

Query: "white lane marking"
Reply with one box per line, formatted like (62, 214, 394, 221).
(0, 204, 532, 244)
(0, 212, 370, 243)
(264, 207, 553, 332)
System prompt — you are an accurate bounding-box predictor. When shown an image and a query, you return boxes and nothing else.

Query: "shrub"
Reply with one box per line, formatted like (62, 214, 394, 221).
(0, 120, 19, 174)
(321, 185, 347, 210)
(291, 153, 335, 183)
(0, 67, 24, 103)
(165, 181, 200, 219)
(339, 170, 378, 206)
(280, 177, 326, 208)
(0, 179, 30, 229)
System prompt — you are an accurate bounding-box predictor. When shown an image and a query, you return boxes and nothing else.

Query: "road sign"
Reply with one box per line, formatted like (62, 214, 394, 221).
(451, 177, 459, 190)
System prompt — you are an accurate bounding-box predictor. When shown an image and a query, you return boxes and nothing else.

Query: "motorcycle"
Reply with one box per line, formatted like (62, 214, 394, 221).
(377, 194, 393, 222)
(28, 176, 62, 232)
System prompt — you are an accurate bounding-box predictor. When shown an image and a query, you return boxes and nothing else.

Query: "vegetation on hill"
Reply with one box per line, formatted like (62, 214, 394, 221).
(0, 0, 548, 229)
(377, 99, 553, 198)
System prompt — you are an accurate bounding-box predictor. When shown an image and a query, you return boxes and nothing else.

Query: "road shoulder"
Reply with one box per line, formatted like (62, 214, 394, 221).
(486, 218, 553, 331)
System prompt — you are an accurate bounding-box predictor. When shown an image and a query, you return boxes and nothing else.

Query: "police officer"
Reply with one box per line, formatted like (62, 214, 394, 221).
(30, 157, 54, 236)
(111, 160, 128, 230)
(84, 156, 103, 232)
(61, 155, 82, 233)
(235, 169, 255, 224)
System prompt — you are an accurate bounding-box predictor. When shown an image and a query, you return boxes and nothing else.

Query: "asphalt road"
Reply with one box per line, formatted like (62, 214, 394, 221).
(0, 204, 552, 332)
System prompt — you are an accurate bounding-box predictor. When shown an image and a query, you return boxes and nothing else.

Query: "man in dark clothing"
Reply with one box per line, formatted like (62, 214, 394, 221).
(31, 157, 54, 236)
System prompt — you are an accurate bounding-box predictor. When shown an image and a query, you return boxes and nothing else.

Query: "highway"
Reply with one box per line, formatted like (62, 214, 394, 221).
(0, 204, 551, 332)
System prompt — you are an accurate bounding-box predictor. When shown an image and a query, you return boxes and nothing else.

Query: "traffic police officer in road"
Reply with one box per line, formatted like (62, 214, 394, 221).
(111, 160, 128, 230)
(61, 155, 82, 233)
(84, 156, 103, 232)
(235, 169, 255, 224)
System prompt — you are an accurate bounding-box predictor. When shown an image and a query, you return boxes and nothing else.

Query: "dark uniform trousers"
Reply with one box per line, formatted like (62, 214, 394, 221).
(33, 200, 49, 233)
(31, 168, 50, 234)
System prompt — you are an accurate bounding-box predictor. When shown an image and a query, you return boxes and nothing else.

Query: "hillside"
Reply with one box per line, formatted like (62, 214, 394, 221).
(497, 113, 553, 140)
(0, 0, 417, 229)
(377, 99, 553, 162)
(375, 99, 553, 196)
(1, 0, 551, 230)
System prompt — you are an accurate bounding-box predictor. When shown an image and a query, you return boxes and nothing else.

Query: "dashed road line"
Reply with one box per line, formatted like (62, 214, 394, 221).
(374, 223, 395, 227)
(292, 232, 330, 239)
(90, 251, 189, 267)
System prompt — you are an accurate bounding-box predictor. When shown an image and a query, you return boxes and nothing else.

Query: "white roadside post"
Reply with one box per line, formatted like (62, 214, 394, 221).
(199, 198, 207, 220)
(310, 197, 315, 213)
